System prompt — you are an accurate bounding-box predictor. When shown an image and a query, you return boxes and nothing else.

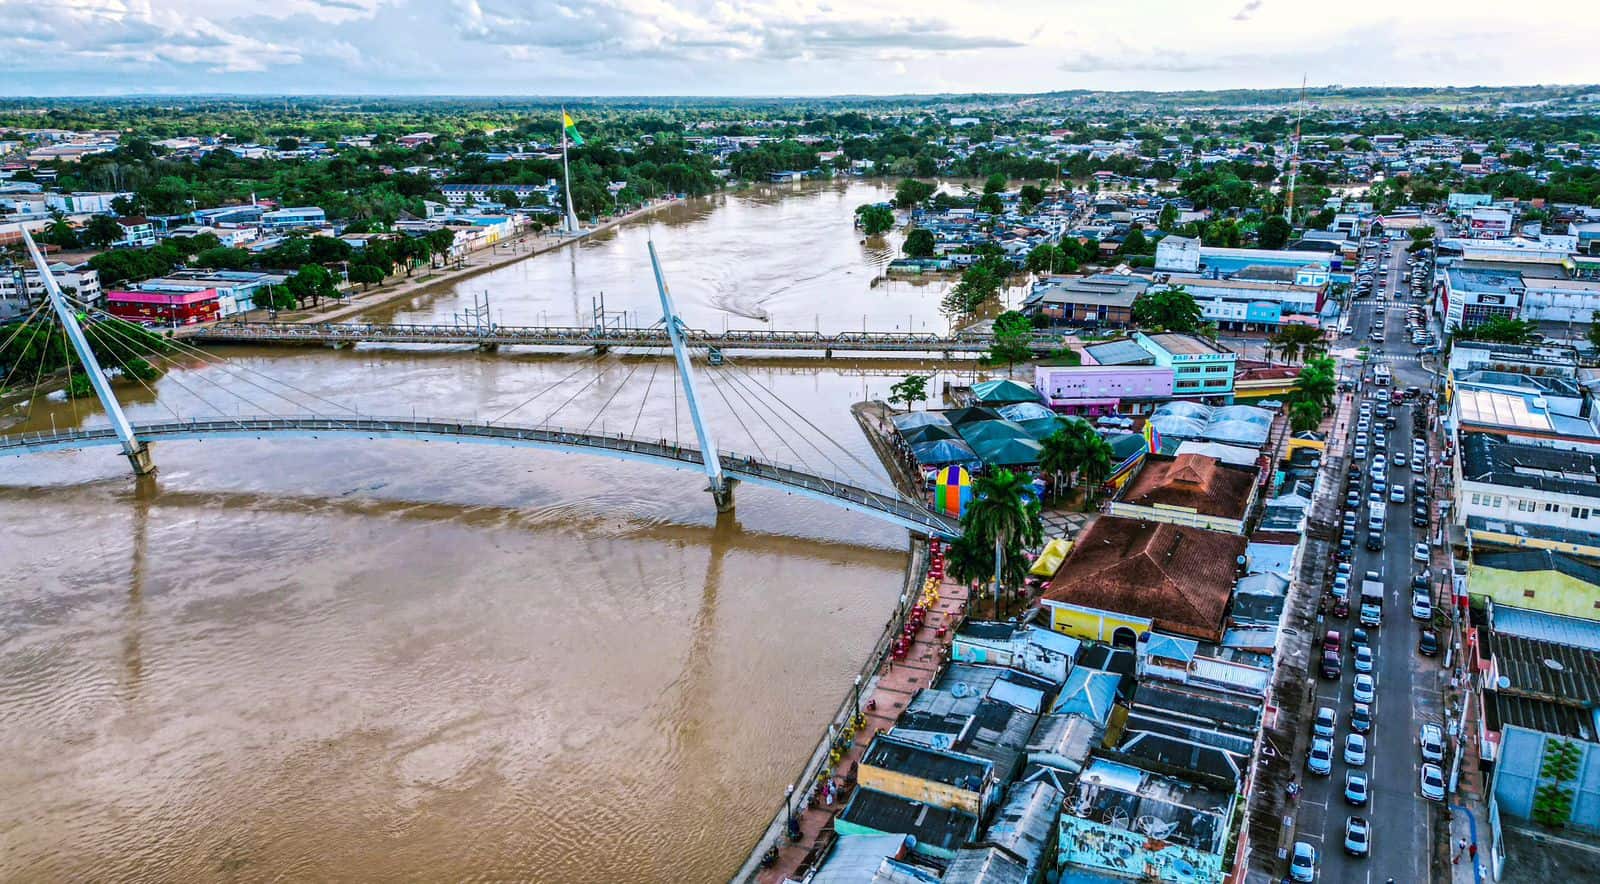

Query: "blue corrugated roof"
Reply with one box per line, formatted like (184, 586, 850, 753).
(1492, 604, 1600, 652)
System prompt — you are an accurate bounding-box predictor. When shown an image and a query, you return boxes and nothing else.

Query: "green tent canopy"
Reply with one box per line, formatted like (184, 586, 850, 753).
(957, 419, 1032, 446)
(972, 435, 1043, 466)
(971, 379, 1042, 405)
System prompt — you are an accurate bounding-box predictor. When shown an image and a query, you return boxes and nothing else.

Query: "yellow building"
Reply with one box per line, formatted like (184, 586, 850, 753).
(1468, 550, 1600, 620)
(1044, 600, 1154, 646)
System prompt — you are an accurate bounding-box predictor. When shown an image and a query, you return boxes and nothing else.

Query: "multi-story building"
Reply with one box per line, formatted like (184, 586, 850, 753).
(1021, 274, 1149, 328)
(1455, 433, 1600, 539)
(135, 270, 287, 317)
(112, 216, 157, 249)
(1156, 273, 1327, 331)
(1133, 332, 1237, 401)
(259, 206, 327, 233)
(43, 191, 133, 215)
(1438, 266, 1524, 330)
(0, 262, 102, 319)
(106, 287, 220, 325)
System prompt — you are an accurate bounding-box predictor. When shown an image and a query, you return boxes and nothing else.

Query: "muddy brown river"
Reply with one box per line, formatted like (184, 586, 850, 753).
(0, 181, 1001, 881)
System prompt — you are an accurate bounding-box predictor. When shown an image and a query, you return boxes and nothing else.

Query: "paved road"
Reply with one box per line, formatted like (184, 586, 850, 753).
(1292, 234, 1446, 882)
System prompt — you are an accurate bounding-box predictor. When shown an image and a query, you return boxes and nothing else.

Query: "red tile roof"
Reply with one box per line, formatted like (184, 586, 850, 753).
(1042, 516, 1246, 641)
(1116, 453, 1258, 520)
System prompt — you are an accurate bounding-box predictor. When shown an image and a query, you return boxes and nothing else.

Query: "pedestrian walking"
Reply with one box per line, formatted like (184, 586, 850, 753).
(1469, 843, 1478, 863)
(1454, 836, 1467, 862)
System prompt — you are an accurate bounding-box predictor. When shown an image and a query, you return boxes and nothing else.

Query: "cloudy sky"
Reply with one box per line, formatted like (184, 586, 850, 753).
(3, 0, 1594, 97)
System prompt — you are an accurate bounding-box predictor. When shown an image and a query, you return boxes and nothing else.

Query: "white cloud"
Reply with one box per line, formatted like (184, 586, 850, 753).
(0, 0, 1595, 95)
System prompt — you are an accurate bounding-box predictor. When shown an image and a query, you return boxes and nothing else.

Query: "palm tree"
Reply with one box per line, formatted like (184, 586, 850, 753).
(963, 468, 1044, 619)
(1268, 324, 1328, 365)
(1038, 424, 1083, 502)
(1077, 435, 1115, 512)
(944, 532, 990, 598)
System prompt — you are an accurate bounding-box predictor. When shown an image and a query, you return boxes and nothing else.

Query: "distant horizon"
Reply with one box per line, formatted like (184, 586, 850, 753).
(5, 0, 1596, 99)
(3, 82, 1598, 104)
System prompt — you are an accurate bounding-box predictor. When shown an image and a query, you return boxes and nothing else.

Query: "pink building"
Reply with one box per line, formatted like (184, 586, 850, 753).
(106, 288, 220, 325)
(1034, 365, 1175, 416)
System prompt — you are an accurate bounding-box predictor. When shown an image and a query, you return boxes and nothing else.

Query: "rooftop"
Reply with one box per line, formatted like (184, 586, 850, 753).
(1487, 630, 1600, 707)
(1460, 433, 1600, 499)
(838, 788, 979, 855)
(1490, 604, 1600, 653)
(1487, 691, 1597, 741)
(1144, 332, 1229, 357)
(1116, 453, 1257, 520)
(1083, 338, 1156, 367)
(1025, 273, 1150, 308)
(1042, 517, 1246, 642)
(1475, 549, 1600, 591)
(861, 734, 992, 793)
(1452, 388, 1557, 434)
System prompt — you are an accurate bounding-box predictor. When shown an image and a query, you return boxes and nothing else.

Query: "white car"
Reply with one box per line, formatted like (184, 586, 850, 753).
(1414, 542, 1430, 563)
(1344, 733, 1368, 766)
(1372, 454, 1387, 471)
(1353, 445, 1368, 461)
(1291, 841, 1318, 882)
(1420, 723, 1445, 762)
(1390, 485, 1407, 504)
(1412, 591, 1433, 621)
(1393, 452, 1409, 468)
(1307, 737, 1334, 775)
(1314, 706, 1337, 738)
(1421, 762, 1446, 801)
(1352, 673, 1375, 704)
(1354, 645, 1375, 673)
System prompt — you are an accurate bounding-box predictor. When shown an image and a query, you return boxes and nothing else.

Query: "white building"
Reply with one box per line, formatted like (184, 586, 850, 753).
(0, 263, 102, 319)
(1467, 206, 1514, 239)
(1455, 433, 1600, 536)
(1154, 235, 1200, 272)
(44, 191, 134, 215)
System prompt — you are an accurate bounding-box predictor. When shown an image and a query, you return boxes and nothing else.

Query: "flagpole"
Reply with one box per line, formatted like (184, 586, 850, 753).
(561, 108, 579, 234)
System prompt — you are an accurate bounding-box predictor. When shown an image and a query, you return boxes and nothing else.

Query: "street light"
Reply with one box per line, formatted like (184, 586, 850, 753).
(852, 674, 863, 725)
(784, 784, 797, 842)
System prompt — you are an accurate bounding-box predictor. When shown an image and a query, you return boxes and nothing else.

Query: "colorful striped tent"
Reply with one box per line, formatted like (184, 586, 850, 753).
(933, 465, 972, 517)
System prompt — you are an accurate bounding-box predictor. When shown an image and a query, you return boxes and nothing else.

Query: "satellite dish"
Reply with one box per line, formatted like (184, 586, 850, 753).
(1497, 676, 1511, 690)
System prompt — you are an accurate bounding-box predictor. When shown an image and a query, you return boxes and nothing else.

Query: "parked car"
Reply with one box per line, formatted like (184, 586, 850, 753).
(1344, 732, 1369, 766)
(1390, 485, 1407, 504)
(1414, 542, 1430, 563)
(1421, 763, 1446, 801)
(1419, 629, 1440, 657)
(1314, 706, 1337, 738)
(1307, 737, 1334, 775)
(1350, 702, 1372, 734)
(1345, 770, 1370, 806)
(1366, 532, 1384, 551)
(1344, 815, 1371, 857)
(1320, 650, 1343, 679)
(1420, 723, 1445, 762)
(1412, 591, 1433, 621)
(1291, 841, 1318, 882)
(1353, 645, 1375, 673)
(1352, 673, 1375, 704)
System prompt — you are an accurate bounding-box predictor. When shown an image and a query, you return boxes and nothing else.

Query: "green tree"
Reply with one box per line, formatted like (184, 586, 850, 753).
(888, 374, 930, 411)
(944, 532, 990, 595)
(348, 264, 386, 290)
(1040, 420, 1094, 503)
(1076, 433, 1115, 511)
(1157, 203, 1179, 230)
(1258, 214, 1293, 250)
(39, 217, 80, 249)
(1018, 184, 1044, 210)
(977, 192, 1003, 215)
(942, 263, 1002, 320)
(1119, 225, 1148, 255)
(1267, 323, 1328, 364)
(1453, 315, 1535, 345)
(1289, 399, 1324, 433)
(984, 310, 1034, 376)
(894, 178, 936, 210)
(903, 227, 936, 258)
(286, 264, 338, 307)
(1025, 243, 1075, 275)
(1132, 285, 1204, 334)
(1295, 356, 1337, 409)
(856, 203, 895, 236)
(961, 467, 1042, 618)
(983, 173, 1007, 194)
(84, 214, 123, 248)
(1587, 311, 1600, 353)
(195, 247, 252, 270)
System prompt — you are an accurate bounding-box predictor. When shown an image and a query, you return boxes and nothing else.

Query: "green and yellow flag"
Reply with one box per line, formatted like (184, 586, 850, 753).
(562, 112, 584, 147)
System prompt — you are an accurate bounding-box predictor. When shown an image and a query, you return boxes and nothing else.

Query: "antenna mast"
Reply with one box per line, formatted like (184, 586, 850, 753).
(1284, 75, 1307, 223)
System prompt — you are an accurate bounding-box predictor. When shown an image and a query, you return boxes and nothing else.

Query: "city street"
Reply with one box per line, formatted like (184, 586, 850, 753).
(1291, 233, 1448, 883)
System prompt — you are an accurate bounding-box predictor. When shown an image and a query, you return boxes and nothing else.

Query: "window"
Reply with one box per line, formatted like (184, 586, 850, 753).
(1205, 364, 1230, 373)
(1576, 508, 1592, 520)
(1545, 503, 1561, 514)
(1176, 380, 1199, 390)
(1517, 499, 1536, 513)
(1524, 590, 1537, 599)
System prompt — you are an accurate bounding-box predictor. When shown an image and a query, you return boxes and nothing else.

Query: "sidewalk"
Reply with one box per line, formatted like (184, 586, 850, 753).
(756, 550, 971, 884)
(1449, 802, 1490, 884)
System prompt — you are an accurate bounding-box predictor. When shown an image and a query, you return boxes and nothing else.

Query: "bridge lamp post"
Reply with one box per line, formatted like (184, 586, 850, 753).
(851, 674, 862, 725)
(784, 784, 797, 841)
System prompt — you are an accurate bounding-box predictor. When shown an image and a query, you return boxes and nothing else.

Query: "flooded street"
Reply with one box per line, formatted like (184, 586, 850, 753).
(0, 181, 985, 881)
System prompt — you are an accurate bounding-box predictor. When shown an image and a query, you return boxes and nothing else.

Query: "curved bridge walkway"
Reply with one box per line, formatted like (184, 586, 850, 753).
(0, 416, 960, 538)
(190, 322, 1058, 355)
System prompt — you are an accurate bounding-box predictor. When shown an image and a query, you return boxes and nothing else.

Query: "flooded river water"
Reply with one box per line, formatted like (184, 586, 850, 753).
(0, 181, 988, 881)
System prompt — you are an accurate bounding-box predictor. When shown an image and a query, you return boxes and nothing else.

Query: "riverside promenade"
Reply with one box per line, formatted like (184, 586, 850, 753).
(754, 540, 970, 884)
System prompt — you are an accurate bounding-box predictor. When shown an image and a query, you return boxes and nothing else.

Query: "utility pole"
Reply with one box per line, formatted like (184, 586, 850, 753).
(1285, 75, 1307, 224)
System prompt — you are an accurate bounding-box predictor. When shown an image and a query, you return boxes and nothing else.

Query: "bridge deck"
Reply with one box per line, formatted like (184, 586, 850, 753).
(0, 415, 959, 538)
(190, 322, 1058, 354)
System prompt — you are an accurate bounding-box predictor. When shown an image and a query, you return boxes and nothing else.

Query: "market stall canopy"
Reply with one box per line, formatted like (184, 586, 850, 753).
(972, 435, 1044, 466)
(998, 402, 1056, 423)
(891, 411, 953, 432)
(1016, 416, 1076, 441)
(900, 423, 960, 445)
(958, 419, 1033, 446)
(910, 438, 981, 467)
(944, 406, 1004, 426)
(971, 379, 1043, 405)
(1029, 538, 1074, 578)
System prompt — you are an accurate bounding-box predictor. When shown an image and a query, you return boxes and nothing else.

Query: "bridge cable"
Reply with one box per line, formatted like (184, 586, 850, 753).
(61, 315, 79, 423)
(65, 296, 360, 419)
(698, 362, 770, 463)
(0, 299, 52, 397)
(533, 360, 613, 428)
(79, 321, 186, 423)
(713, 361, 845, 480)
(23, 310, 59, 425)
(582, 355, 648, 436)
(484, 356, 596, 425)
(73, 312, 271, 421)
(671, 368, 680, 448)
(628, 357, 660, 439)
(714, 351, 891, 489)
(692, 348, 815, 474)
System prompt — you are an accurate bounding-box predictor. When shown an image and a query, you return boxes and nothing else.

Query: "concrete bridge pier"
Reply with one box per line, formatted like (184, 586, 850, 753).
(125, 442, 158, 477)
(710, 477, 738, 513)
(328, 341, 354, 350)
(477, 342, 499, 352)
